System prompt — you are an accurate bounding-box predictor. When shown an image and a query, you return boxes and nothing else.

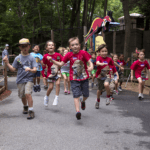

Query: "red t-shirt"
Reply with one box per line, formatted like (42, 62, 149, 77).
(42, 53, 63, 77)
(130, 60, 150, 79)
(96, 56, 114, 78)
(117, 60, 126, 66)
(62, 50, 91, 81)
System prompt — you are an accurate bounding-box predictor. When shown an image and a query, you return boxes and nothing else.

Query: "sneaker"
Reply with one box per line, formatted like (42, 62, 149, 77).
(33, 85, 37, 92)
(116, 90, 119, 95)
(110, 96, 114, 100)
(44, 85, 48, 90)
(138, 93, 142, 100)
(37, 85, 41, 92)
(95, 101, 99, 109)
(76, 112, 81, 120)
(44, 96, 49, 106)
(53, 98, 58, 105)
(91, 82, 94, 88)
(81, 101, 86, 110)
(27, 111, 35, 119)
(141, 93, 144, 99)
(106, 97, 111, 105)
(64, 91, 67, 95)
(23, 106, 28, 114)
(118, 86, 122, 91)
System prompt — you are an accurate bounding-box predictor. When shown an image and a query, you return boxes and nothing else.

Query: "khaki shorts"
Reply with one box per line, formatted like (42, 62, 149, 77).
(97, 78, 115, 92)
(17, 82, 34, 98)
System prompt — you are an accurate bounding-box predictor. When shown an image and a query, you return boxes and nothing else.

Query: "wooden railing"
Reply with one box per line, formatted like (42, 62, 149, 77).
(0, 64, 7, 94)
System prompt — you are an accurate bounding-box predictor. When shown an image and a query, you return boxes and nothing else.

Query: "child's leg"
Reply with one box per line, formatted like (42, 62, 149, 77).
(43, 77, 47, 86)
(47, 82, 54, 96)
(137, 78, 143, 94)
(115, 80, 118, 91)
(141, 80, 145, 94)
(37, 77, 40, 85)
(33, 77, 36, 85)
(55, 77, 61, 96)
(97, 90, 102, 100)
(104, 81, 110, 96)
(74, 97, 80, 112)
(62, 73, 67, 92)
(67, 77, 71, 92)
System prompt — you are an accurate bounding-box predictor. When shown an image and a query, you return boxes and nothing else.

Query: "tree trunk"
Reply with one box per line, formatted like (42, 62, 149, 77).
(104, 0, 107, 16)
(121, 0, 131, 58)
(145, 18, 149, 30)
(55, 0, 63, 45)
(89, 0, 95, 24)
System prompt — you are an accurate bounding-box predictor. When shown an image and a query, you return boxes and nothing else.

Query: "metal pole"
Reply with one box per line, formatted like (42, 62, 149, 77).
(51, 30, 54, 42)
(113, 31, 116, 54)
(93, 34, 95, 51)
(83, 26, 87, 43)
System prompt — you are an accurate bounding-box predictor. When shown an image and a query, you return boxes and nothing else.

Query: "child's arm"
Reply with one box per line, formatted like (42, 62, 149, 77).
(87, 60, 93, 72)
(47, 56, 65, 67)
(25, 67, 37, 73)
(114, 62, 124, 70)
(131, 70, 134, 81)
(3, 56, 16, 72)
(96, 61, 107, 66)
(126, 57, 130, 64)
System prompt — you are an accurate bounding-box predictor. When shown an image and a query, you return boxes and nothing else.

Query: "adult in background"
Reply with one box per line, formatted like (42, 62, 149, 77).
(2, 44, 10, 75)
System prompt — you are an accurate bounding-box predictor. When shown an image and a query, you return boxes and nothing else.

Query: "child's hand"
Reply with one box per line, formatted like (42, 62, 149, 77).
(3, 56, 9, 64)
(47, 56, 52, 61)
(101, 63, 107, 66)
(25, 67, 31, 72)
(131, 76, 133, 81)
(120, 67, 124, 71)
(117, 76, 119, 80)
(127, 57, 130, 62)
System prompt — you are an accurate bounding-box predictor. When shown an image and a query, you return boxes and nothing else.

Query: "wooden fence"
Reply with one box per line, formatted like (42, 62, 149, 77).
(0, 64, 7, 94)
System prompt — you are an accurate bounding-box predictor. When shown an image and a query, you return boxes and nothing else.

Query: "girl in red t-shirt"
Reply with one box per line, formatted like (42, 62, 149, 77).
(130, 49, 150, 100)
(42, 40, 63, 106)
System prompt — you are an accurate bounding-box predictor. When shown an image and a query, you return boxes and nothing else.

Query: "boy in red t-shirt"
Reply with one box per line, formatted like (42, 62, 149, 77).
(117, 54, 130, 91)
(42, 40, 63, 106)
(95, 44, 116, 109)
(130, 49, 150, 100)
(48, 37, 93, 120)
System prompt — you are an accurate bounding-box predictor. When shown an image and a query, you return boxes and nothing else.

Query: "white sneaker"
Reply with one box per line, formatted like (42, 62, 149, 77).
(141, 93, 144, 99)
(106, 97, 111, 105)
(53, 98, 58, 105)
(118, 86, 122, 91)
(44, 96, 49, 107)
(138, 93, 142, 100)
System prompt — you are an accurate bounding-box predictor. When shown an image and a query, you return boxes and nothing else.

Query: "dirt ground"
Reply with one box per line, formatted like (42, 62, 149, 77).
(122, 82, 150, 96)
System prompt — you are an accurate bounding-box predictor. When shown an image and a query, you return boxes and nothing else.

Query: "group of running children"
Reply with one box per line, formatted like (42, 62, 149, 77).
(3, 37, 150, 120)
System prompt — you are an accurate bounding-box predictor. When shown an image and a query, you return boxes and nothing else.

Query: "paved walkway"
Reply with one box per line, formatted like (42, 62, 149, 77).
(0, 77, 150, 150)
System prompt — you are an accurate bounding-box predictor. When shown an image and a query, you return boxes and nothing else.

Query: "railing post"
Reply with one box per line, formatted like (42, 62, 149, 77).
(4, 63, 7, 90)
(113, 31, 116, 54)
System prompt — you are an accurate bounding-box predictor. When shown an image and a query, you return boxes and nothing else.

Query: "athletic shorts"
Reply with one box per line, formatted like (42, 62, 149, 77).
(17, 82, 34, 98)
(71, 79, 89, 98)
(137, 76, 146, 81)
(62, 72, 70, 77)
(33, 71, 40, 77)
(47, 74, 61, 83)
(91, 69, 97, 75)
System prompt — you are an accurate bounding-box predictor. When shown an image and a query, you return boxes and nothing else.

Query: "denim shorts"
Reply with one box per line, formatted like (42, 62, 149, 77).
(33, 71, 41, 77)
(71, 79, 89, 98)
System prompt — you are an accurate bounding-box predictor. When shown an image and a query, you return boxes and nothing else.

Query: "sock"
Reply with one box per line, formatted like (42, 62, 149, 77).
(97, 98, 100, 102)
(29, 107, 33, 111)
(24, 105, 28, 107)
(107, 95, 110, 98)
(55, 95, 59, 100)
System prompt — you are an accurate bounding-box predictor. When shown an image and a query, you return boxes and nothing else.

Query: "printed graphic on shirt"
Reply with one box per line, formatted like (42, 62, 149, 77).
(48, 64, 58, 78)
(17, 58, 31, 70)
(72, 60, 87, 80)
(35, 57, 42, 71)
(97, 65, 110, 79)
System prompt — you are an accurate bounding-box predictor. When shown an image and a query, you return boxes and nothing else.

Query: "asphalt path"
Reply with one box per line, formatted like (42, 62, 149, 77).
(0, 77, 150, 150)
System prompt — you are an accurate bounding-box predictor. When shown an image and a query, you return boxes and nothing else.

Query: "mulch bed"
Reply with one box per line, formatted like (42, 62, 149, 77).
(0, 90, 12, 101)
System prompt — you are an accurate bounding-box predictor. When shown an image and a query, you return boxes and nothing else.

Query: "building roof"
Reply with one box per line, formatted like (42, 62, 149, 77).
(118, 13, 145, 20)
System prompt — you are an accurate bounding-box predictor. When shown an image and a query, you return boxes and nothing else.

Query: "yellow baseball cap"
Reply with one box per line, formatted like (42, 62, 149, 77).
(18, 38, 30, 46)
